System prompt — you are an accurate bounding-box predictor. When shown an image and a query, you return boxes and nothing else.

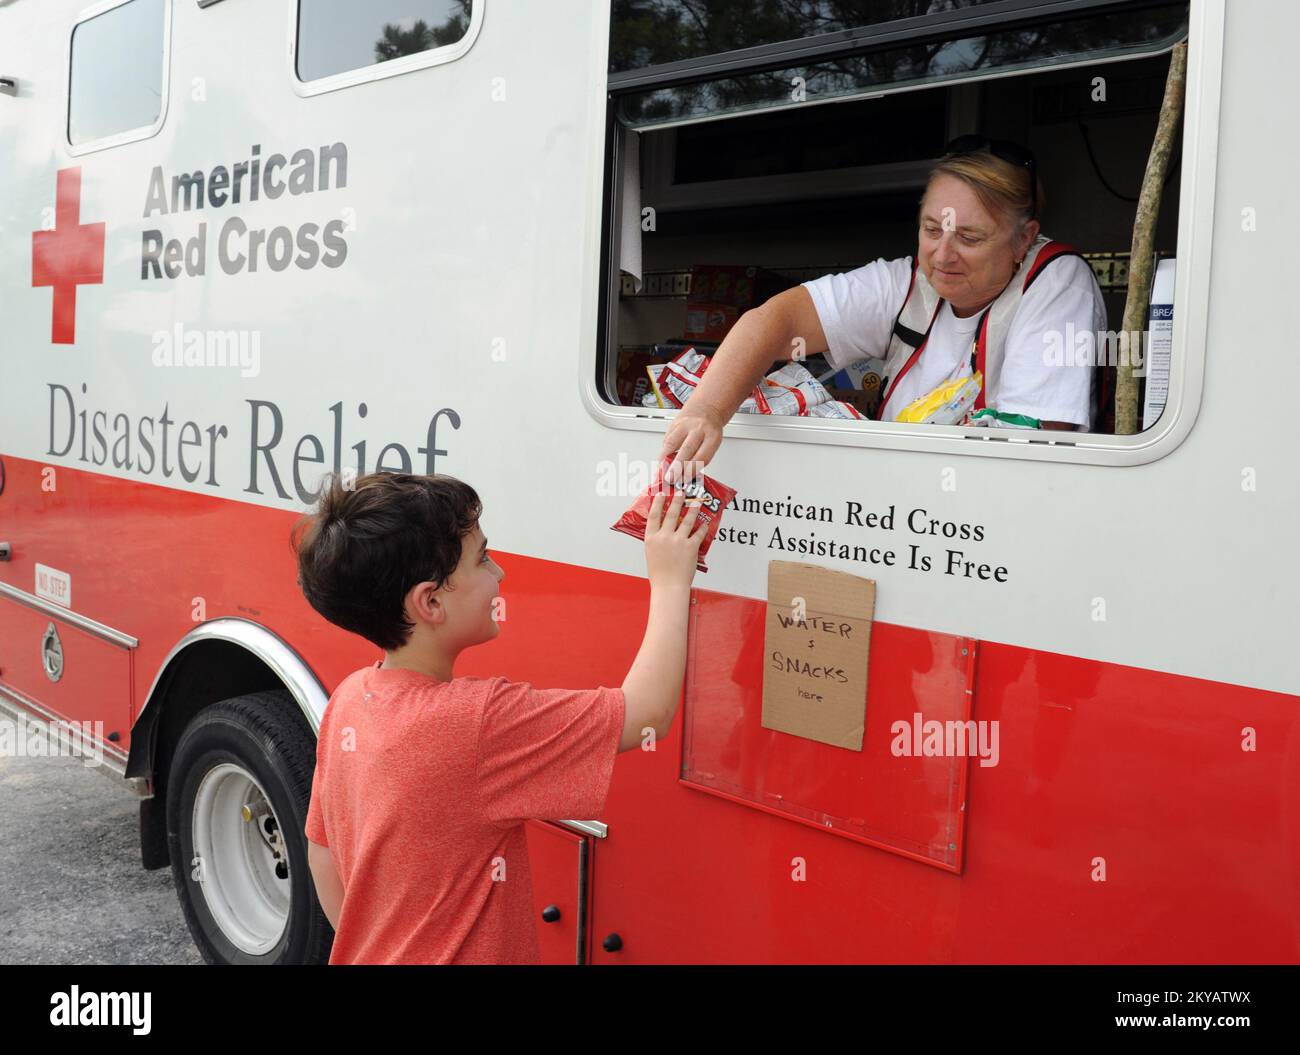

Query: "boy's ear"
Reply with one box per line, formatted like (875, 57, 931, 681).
(405, 580, 447, 628)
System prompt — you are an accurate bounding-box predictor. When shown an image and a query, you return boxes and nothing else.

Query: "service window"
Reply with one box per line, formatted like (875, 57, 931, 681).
(595, 0, 1207, 462)
(67, 0, 167, 152)
(293, 0, 482, 91)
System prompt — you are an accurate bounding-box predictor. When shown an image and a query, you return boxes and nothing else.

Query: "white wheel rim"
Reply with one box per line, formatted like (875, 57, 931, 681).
(191, 763, 291, 955)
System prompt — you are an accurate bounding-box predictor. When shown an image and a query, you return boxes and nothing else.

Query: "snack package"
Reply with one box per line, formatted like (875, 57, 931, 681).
(894, 371, 983, 425)
(641, 349, 835, 420)
(807, 400, 865, 420)
(644, 346, 711, 409)
(737, 362, 832, 416)
(968, 408, 1043, 429)
(610, 456, 737, 572)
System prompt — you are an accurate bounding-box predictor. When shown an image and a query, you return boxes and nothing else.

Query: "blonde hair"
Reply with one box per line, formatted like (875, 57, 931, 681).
(920, 151, 1045, 235)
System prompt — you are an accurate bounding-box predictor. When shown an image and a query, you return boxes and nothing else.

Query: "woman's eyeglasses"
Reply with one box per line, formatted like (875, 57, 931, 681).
(943, 135, 1039, 220)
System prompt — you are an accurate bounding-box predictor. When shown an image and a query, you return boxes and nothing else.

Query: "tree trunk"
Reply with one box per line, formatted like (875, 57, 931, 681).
(1116, 40, 1188, 435)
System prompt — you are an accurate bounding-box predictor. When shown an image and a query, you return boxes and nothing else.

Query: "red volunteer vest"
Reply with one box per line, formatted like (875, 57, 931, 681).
(875, 236, 1085, 420)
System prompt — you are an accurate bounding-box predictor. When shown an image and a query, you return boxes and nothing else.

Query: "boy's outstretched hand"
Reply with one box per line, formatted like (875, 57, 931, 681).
(644, 491, 706, 589)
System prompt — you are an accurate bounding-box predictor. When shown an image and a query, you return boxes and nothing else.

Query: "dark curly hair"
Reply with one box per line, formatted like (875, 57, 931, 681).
(292, 472, 482, 650)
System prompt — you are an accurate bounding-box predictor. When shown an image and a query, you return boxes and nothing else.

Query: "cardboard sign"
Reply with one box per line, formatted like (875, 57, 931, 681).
(761, 560, 875, 750)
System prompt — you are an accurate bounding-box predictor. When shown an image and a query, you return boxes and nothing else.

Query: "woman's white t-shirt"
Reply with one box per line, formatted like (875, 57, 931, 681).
(802, 253, 1107, 427)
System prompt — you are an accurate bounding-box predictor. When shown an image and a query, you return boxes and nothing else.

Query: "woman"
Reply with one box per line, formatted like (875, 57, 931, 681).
(660, 137, 1107, 481)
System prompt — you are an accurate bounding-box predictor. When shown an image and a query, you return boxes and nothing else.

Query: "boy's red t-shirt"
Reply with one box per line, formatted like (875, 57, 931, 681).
(304, 660, 625, 964)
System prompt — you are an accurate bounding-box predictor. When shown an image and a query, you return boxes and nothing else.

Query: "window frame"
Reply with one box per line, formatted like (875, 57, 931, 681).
(583, 0, 1222, 467)
(65, 0, 171, 158)
(288, 0, 485, 98)
(609, 0, 1179, 91)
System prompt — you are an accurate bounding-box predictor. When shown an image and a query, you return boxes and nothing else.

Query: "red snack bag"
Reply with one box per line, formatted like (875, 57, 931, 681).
(610, 457, 737, 572)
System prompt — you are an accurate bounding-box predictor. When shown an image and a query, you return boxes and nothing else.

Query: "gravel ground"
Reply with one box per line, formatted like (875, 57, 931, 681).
(0, 750, 202, 965)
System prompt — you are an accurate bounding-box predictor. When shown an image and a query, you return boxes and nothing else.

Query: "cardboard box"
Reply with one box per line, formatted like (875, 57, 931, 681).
(825, 356, 886, 417)
(827, 386, 879, 417)
(682, 266, 793, 344)
(688, 264, 792, 311)
(615, 347, 666, 406)
(683, 303, 740, 342)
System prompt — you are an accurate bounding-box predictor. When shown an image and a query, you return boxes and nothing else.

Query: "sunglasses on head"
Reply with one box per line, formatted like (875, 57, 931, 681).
(944, 135, 1039, 220)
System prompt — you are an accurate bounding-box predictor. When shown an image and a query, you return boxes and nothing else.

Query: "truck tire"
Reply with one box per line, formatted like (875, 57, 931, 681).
(166, 690, 333, 964)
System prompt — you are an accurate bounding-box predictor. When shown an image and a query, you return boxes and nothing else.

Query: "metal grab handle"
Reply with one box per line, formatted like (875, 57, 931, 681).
(0, 79, 16, 97)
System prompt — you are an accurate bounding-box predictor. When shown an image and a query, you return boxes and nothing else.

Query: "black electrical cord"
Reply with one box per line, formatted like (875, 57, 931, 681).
(1076, 116, 1183, 203)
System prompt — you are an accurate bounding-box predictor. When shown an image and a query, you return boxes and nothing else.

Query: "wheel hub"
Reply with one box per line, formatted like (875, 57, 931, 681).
(191, 763, 291, 955)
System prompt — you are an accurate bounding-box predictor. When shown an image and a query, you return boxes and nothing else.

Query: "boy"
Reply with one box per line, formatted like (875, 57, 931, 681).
(294, 471, 704, 963)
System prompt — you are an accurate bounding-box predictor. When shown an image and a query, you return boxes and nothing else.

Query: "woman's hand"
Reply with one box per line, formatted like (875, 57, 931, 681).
(656, 291, 826, 484)
(659, 405, 724, 485)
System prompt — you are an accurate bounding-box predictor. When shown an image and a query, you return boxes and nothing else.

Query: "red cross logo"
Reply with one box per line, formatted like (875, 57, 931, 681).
(32, 167, 105, 345)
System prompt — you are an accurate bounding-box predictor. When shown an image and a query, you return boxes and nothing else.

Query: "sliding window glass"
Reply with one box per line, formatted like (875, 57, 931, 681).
(68, 0, 167, 153)
(294, 0, 481, 91)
